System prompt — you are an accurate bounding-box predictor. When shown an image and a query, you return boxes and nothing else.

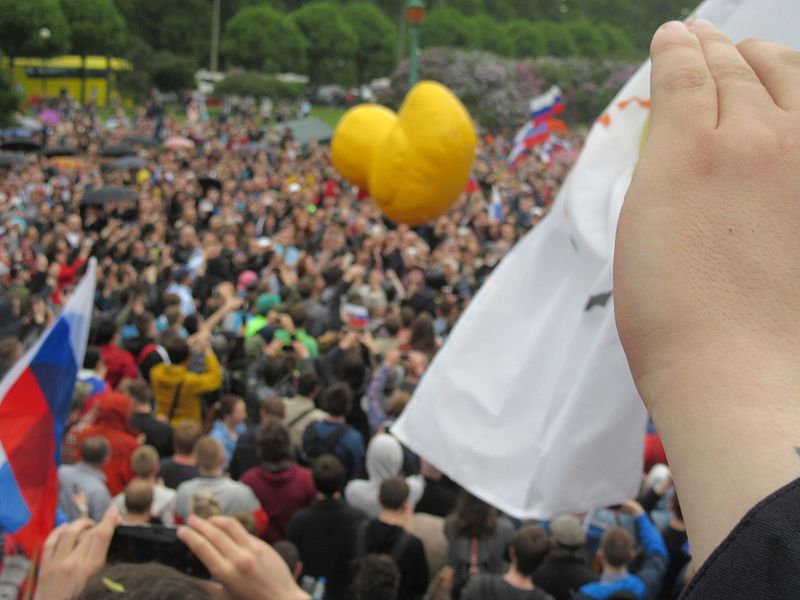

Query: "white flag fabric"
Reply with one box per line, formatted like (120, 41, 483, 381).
(392, 0, 800, 519)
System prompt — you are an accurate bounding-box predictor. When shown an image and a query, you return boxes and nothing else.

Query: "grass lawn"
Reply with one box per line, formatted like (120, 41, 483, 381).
(310, 106, 347, 128)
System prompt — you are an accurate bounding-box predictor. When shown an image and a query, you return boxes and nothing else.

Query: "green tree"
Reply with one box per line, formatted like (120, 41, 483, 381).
(290, 2, 358, 85)
(0, 73, 19, 126)
(343, 2, 398, 84)
(0, 0, 70, 70)
(114, 0, 209, 66)
(222, 5, 307, 74)
(503, 19, 545, 58)
(534, 20, 578, 57)
(562, 20, 607, 56)
(444, 0, 484, 16)
(468, 14, 512, 56)
(60, 0, 126, 102)
(420, 8, 475, 49)
(149, 51, 195, 92)
(596, 22, 636, 57)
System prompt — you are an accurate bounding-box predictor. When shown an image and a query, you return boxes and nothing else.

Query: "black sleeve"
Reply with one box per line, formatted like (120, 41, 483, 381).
(636, 486, 662, 515)
(401, 538, 430, 595)
(682, 476, 800, 599)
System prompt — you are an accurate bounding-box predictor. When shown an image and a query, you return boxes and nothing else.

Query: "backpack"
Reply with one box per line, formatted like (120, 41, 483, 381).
(300, 422, 349, 465)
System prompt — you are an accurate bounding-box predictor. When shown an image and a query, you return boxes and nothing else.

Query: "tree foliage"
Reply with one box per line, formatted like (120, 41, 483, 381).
(290, 2, 358, 85)
(0, 73, 20, 127)
(420, 8, 475, 49)
(114, 0, 209, 65)
(222, 5, 307, 74)
(502, 20, 545, 58)
(60, 0, 126, 56)
(343, 2, 398, 84)
(562, 20, 607, 57)
(149, 51, 195, 92)
(533, 21, 578, 57)
(0, 0, 70, 63)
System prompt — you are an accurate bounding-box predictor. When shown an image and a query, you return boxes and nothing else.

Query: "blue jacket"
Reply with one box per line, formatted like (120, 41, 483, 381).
(574, 514, 668, 600)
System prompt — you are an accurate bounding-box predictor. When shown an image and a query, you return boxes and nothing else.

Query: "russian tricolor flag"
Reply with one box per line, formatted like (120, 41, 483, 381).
(530, 86, 565, 125)
(0, 259, 96, 554)
(507, 121, 550, 167)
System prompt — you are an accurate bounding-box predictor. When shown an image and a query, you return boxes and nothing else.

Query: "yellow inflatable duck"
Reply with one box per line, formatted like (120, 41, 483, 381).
(331, 81, 477, 226)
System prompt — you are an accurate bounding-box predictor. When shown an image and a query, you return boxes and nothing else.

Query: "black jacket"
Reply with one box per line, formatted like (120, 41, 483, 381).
(533, 554, 598, 600)
(287, 498, 366, 600)
(364, 520, 429, 600)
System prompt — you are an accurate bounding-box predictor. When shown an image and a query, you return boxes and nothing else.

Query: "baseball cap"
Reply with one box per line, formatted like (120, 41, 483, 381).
(550, 514, 586, 548)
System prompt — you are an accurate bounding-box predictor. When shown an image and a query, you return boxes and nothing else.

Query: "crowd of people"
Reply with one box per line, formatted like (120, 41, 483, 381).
(0, 81, 692, 600)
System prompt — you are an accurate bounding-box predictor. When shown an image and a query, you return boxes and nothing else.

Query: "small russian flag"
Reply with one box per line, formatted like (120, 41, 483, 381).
(530, 86, 564, 125)
(0, 259, 96, 554)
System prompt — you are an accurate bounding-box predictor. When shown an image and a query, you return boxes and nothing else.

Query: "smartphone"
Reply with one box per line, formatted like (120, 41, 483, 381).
(107, 525, 211, 579)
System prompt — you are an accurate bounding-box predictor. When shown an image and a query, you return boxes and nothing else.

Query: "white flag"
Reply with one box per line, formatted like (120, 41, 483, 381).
(392, 0, 800, 519)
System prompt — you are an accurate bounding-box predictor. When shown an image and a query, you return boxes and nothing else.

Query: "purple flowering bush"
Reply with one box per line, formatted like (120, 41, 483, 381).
(380, 48, 638, 129)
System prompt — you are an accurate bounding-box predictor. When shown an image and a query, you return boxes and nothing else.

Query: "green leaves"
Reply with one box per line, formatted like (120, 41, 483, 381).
(223, 5, 307, 74)
(290, 2, 357, 85)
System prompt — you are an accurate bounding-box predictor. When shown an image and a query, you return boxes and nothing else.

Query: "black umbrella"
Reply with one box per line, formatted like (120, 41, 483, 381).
(235, 143, 269, 155)
(125, 135, 159, 148)
(198, 176, 222, 193)
(41, 146, 80, 157)
(0, 154, 28, 167)
(98, 144, 135, 157)
(1, 138, 41, 152)
(81, 186, 137, 206)
(106, 156, 148, 171)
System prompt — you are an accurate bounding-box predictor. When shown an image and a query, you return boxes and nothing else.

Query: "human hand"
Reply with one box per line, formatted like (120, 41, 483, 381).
(177, 515, 309, 600)
(34, 506, 121, 600)
(616, 21, 800, 397)
(619, 499, 645, 518)
(292, 340, 310, 360)
(614, 20, 800, 566)
(72, 490, 88, 517)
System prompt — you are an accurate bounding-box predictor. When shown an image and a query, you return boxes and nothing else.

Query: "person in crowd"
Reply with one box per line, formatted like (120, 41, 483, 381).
(174, 437, 262, 524)
(57, 436, 112, 522)
(92, 317, 138, 390)
(288, 455, 367, 600)
(229, 396, 285, 480)
(76, 345, 108, 403)
(658, 495, 690, 600)
(159, 421, 202, 489)
(345, 432, 425, 519)
(240, 419, 317, 543)
(414, 459, 459, 518)
(121, 479, 154, 525)
(302, 383, 365, 479)
(77, 391, 140, 496)
(151, 330, 222, 425)
(573, 501, 667, 600)
(361, 476, 429, 600)
(532, 514, 598, 600)
(354, 555, 401, 600)
(0, 337, 23, 380)
(209, 394, 248, 468)
(462, 524, 555, 600)
(445, 491, 516, 599)
(123, 378, 172, 458)
(284, 370, 328, 451)
(112, 445, 177, 525)
(274, 540, 304, 583)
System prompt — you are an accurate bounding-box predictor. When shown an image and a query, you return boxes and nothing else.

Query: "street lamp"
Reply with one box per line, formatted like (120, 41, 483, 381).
(39, 27, 51, 97)
(405, 0, 425, 88)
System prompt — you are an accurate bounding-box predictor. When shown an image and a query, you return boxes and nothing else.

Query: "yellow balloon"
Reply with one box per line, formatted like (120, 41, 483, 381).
(330, 81, 477, 226)
(331, 104, 397, 190)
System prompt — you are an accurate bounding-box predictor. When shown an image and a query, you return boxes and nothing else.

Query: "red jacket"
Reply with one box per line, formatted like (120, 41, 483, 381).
(241, 463, 316, 543)
(101, 343, 139, 389)
(78, 392, 139, 496)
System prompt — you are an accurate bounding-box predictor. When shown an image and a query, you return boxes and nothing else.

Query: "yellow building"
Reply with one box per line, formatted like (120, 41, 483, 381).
(8, 55, 132, 107)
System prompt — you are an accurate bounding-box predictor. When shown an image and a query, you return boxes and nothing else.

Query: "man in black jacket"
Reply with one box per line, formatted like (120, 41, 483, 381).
(362, 477, 429, 600)
(533, 514, 598, 600)
(287, 455, 366, 600)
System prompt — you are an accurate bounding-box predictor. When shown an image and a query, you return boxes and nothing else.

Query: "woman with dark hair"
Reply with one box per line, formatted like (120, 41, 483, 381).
(408, 313, 440, 359)
(445, 491, 516, 599)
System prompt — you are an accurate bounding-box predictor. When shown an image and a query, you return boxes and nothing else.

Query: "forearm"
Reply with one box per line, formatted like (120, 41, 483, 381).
(638, 347, 800, 567)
